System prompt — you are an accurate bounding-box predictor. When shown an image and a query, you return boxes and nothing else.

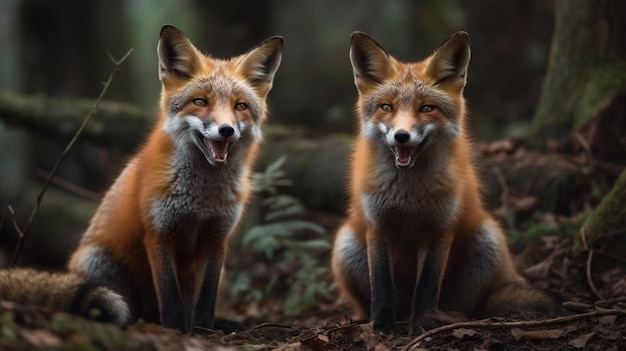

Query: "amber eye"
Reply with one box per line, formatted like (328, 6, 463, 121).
(193, 98, 208, 107)
(235, 102, 248, 111)
(380, 104, 393, 112)
(420, 105, 434, 113)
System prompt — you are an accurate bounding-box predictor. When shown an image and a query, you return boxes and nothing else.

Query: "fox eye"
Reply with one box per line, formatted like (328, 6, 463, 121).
(380, 104, 393, 112)
(235, 102, 248, 111)
(193, 98, 208, 107)
(420, 105, 434, 113)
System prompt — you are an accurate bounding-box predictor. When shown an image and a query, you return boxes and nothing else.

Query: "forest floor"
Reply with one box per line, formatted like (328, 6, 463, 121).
(1, 137, 625, 350)
(1, 230, 625, 350)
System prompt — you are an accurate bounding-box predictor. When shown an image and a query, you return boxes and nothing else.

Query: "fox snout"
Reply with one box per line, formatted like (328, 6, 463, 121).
(191, 117, 242, 166)
(394, 130, 411, 144)
(383, 124, 433, 169)
(218, 124, 235, 138)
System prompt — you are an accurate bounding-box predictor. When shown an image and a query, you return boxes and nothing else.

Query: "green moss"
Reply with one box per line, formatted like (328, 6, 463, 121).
(573, 62, 626, 129)
(577, 170, 626, 252)
(533, 61, 626, 135)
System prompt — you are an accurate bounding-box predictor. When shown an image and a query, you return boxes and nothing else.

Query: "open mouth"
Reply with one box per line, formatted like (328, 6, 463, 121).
(391, 137, 429, 168)
(199, 136, 230, 164)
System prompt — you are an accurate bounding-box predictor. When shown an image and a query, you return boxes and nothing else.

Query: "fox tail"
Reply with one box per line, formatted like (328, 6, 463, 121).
(481, 281, 560, 318)
(0, 268, 130, 325)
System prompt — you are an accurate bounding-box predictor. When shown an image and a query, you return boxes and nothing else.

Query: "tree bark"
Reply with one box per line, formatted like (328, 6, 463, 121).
(576, 170, 626, 264)
(532, 0, 626, 139)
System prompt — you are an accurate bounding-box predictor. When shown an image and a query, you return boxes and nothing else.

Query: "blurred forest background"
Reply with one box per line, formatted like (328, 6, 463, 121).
(0, 0, 623, 279)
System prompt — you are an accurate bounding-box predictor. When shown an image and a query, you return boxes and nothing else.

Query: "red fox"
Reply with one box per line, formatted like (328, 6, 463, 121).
(331, 31, 556, 335)
(63, 25, 282, 333)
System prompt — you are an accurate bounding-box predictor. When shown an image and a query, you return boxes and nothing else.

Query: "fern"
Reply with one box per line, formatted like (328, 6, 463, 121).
(231, 156, 334, 316)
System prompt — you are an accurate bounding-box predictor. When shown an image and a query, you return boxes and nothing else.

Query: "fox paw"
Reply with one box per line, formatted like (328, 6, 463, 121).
(372, 320, 394, 335)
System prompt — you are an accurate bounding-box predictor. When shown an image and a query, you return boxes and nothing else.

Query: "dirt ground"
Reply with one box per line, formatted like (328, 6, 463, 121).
(0, 232, 625, 351)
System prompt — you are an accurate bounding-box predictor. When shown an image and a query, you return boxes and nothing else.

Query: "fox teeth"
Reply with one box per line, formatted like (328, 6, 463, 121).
(394, 146, 416, 167)
(211, 149, 228, 162)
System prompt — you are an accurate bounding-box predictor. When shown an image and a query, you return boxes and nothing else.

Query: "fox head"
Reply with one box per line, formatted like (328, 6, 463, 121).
(157, 25, 283, 166)
(350, 31, 470, 168)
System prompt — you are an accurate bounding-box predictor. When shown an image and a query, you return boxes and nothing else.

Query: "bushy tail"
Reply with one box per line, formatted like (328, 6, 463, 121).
(0, 268, 130, 325)
(480, 281, 561, 318)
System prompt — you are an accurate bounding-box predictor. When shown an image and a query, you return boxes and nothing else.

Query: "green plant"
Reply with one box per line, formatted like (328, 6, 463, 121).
(232, 156, 334, 316)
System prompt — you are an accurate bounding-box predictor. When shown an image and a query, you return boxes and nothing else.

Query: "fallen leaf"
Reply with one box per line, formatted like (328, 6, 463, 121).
(303, 335, 329, 351)
(452, 328, 477, 339)
(597, 315, 617, 325)
(568, 331, 595, 349)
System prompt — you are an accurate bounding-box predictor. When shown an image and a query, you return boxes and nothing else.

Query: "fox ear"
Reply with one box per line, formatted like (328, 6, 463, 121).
(426, 31, 471, 89)
(350, 32, 394, 90)
(236, 36, 284, 95)
(158, 25, 203, 82)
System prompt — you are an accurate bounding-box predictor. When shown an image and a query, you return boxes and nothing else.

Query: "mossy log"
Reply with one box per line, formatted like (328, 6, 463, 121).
(0, 92, 591, 217)
(0, 91, 152, 152)
(576, 170, 626, 264)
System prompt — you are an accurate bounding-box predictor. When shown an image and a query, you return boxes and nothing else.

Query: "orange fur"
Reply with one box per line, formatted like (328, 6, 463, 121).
(68, 25, 283, 332)
(332, 32, 556, 335)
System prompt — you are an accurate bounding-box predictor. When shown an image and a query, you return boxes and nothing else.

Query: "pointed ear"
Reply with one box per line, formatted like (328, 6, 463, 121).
(157, 25, 203, 82)
(236, 36, 283, 95)
(350, 32, 394, 91)
(425, 31, 471, 89)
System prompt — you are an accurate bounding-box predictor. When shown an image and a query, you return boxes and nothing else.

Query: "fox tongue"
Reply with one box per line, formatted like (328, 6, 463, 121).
(395, 146, 415, 166)
(205, 139, 229, 162)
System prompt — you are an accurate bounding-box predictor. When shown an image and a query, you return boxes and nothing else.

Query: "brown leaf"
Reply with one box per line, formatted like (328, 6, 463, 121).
(510, 327, 565, 341)
(451, 328, 477, 339)
(303, 335, 330, 351)
(510, 195, 537, 212)
(598, 314, 617, 325)
(424, 309, 467, 325)
(568, 331, 595, 349)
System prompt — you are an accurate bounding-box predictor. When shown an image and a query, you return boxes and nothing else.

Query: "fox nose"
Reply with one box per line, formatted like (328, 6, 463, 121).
(394, 130, 411, 144)
(218, 124, 235, 138)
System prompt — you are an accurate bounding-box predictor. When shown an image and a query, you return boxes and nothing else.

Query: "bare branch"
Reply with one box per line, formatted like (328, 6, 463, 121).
(9, 48, 133, 267)
(402, 309, 626, 351)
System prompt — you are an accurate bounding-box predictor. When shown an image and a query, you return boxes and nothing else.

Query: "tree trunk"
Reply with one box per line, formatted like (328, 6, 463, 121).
(18, 0, 133, 101)
(576, 169, 626, 268)
(532, 0, 626, 141)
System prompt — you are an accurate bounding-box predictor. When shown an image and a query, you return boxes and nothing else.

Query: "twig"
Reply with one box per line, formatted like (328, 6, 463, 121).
(7, 205, 24, 238)
(401, 309, 626, 351)
(579, 228, 605, 300)
(573, 132, 594, 171)
(595, 296, 626, 307)
(9, 48, 133, 267)
(35, 169, 102, 201)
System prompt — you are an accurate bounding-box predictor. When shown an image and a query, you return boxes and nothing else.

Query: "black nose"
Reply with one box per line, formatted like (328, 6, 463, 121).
(394, 130, 410, 144)
(218, 124, 235, 137)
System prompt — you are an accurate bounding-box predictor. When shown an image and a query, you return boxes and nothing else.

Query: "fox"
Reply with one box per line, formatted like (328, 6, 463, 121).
(0, 268, 130, 325)
(331, 31, 557, 335)
(0, 25, 282, 332)
(62, 25, 282, 333)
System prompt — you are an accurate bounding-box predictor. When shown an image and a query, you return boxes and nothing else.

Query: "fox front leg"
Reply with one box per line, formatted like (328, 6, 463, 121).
(144, 235, 190, 333)
(193, 237, 226, 330)
(367, 229, 395, 334)
(409, 235, 452, 336)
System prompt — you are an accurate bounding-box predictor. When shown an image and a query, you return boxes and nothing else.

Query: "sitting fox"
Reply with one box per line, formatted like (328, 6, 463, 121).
(331, 31, 557, 335)
(0, 25, 283, 333)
